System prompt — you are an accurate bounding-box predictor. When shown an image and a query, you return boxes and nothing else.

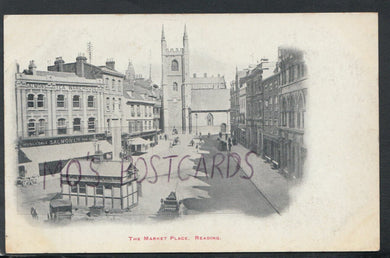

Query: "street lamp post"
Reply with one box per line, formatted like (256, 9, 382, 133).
(195, 113, 198, 136)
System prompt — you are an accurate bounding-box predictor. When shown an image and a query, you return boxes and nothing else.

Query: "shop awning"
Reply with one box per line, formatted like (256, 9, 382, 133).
(21, 140, 113, 164)
(127, 137, 150, 145)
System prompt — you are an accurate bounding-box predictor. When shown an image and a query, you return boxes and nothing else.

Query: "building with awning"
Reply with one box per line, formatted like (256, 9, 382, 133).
(126, 137, 151, 153)
(20, 140, 113, 177)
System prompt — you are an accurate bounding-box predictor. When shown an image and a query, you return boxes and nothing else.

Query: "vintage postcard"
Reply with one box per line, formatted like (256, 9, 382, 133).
(4, 14, 379, 253)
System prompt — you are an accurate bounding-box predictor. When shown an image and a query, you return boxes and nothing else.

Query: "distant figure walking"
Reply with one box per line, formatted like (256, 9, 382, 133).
(190, 139, 194, 147)
(219, 132, 222, 138)
(164, 134, 168, 141)
(196, 144, 199, 153)
(30, 207, 38, 220)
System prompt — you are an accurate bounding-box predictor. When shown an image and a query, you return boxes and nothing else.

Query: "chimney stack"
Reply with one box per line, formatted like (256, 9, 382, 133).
(28, 60, 37, 75)
(76, 54, 87, 77)
(54, 57, 65, 72)
(106, 58, 115, 70)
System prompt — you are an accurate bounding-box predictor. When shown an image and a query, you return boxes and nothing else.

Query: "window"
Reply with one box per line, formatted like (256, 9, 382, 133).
(57, 95, 65, 108)
(88, 117, 95, 132)
(88, 96, 94, 108)
(131, 105, 135, 117)
(118, 80, 121, 92)
(107, 119, 111, 133)
(173, 82, 178, 91)
(171, 60, 179, 71)
(96, 185, 103, 195)
(112, 79, 115, 91)
(27, 94, 34, 108)
(38, 119, 46, 135)
(37, 94, 44, 108)
(73, 95, 80, 108)
(149, 121, 151, 129)
(105, 78, 109, 90)
(28, 119, 36, 136)
(79, 183, 86, 194)
(71, 185, 77, 193)
(118, 98, 121, 110)
(137, 105, 140, 117)
(106, 97, 110, 111)
(73, 118, 81, 132)
(207, 113, 214, 126)
(128, 121, 134, 133)
(57, 118, 67, 135)
(112, 98, 115, 111)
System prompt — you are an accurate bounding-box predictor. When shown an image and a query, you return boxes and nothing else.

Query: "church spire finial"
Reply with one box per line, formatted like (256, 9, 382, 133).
(161, 24, 165, 41)
(183, 24, 188, 39)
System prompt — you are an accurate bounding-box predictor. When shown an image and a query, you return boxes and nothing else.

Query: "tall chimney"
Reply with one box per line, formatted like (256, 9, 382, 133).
(106, 58, 115, 70)
(54, 57, 65, 72)
(28, 60, 37, 75)
(76, 54, 87, 77)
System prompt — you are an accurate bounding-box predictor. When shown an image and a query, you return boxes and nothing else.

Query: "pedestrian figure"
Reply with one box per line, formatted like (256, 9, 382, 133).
(30, 207, 38, 220)
(225, 133, 228, 140)
(190, 139, 194, 147)
(196, 144, 199, 153)
(219, 132, 222, 138)
(228, 142, 232, 152)
(208, 132, 210, 138)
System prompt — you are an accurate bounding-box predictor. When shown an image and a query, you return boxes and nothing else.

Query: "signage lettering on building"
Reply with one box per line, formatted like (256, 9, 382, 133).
(20, 134, 107, 147)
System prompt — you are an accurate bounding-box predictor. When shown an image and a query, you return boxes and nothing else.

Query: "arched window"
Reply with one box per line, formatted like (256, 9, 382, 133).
(173, 82, 178, 91)
(28, 119, 36, 136)
(57, 95, 65, 108)
(282, 98, 287, 126)
(27, 94, 35, 108)
(207, 113, 214, 126)
(73, 118, 81, 132)
(171, 60, 179, 71)
(57, 118, 67, 135)
(297, 94, 305, 129)
(88, 96, 94, 108)
(106, 97, 110, 111)
(289, 97, 296, 128)
(37, 94, 44, 108)
(73, 95, 80, 108)
(38, 119, 46, 135)
(88, 117, 96, 132)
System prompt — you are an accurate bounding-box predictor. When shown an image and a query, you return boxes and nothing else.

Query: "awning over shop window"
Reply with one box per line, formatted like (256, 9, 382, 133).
(20, 140, 113, 164)
(127, 137, 150, 145)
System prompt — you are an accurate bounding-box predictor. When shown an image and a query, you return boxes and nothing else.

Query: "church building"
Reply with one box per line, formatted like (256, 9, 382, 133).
(161, 26, 230, 135)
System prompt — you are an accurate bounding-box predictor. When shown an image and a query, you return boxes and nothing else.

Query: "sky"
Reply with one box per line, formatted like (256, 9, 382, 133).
(4, 14, 312, 85)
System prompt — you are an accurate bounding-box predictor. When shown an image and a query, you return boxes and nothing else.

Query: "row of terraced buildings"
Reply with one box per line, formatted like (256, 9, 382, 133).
(230, 47, 307, 179)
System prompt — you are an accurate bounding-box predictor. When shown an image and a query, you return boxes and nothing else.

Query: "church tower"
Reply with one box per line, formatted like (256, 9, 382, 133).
(161, 25, 190, 134)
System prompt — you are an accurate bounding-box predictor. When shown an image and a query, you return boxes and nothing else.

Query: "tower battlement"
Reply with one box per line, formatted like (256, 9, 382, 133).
(164, 48, 184, 55)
